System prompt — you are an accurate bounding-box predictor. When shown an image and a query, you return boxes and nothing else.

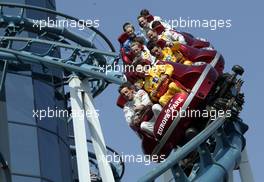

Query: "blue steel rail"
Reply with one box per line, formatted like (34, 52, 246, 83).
(138, 117, 247, 182)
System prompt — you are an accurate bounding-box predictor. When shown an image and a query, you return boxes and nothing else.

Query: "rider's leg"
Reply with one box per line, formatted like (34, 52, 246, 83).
(159, 82, 183, 106)
(152, 104, 162, 119)
(140, 121, 154, 135)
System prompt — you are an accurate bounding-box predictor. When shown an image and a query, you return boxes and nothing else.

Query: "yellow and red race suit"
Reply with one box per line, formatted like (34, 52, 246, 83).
(158, 42, 192, 66)
(143, 64, 185, 106)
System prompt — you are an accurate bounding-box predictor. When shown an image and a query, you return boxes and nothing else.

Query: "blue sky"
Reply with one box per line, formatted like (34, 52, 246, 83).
(57, 0, 263, 181)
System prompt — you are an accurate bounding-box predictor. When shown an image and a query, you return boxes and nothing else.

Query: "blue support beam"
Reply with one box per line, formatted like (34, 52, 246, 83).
(0, 60, 7, 95)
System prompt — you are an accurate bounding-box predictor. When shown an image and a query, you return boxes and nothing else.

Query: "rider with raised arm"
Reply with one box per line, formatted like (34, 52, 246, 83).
(151, 20, 187, 45)
(119, 82, 162, 135)
(135, 64, 186, 107)
(121, 22, 147, 53)
(137, 9, 171, 36)
(147, 40, 192, 65)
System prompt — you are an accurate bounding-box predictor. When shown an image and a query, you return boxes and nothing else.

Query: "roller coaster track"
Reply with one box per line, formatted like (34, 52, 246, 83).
(0, 3, 253, 182)
(0, 2, 124, 97)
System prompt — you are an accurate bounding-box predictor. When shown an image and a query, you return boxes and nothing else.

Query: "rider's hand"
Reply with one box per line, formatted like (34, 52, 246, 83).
(160, 74, 169, 81)
(133, 116, 141, 126)
(134, 104, 145, 112)
(166, 42, 174, 47)
(151, 90, 158, 97)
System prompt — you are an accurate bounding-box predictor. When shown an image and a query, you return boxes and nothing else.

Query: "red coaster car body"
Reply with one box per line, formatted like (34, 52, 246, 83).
(117, 62, 221, 158)
(156, 39, 224, 75)
(180, 32, 211, 49)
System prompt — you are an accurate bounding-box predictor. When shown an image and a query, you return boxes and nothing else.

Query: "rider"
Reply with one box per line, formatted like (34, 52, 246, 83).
(119, 82, 162, 135)
(136, 64, 186, 106)
(137, 9, 171, 36)
(130, 40, 156, 65)
(147, 40, 192, 65)
(122, 22, 146, 53)
(151, 20, 187, 45)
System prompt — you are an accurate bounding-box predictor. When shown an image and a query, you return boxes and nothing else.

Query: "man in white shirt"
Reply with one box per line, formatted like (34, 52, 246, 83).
(137, 9, 172, 35)
(146, 22, 186, 46)
(130, 41, 156, 65)
(119, 82, 162, 135)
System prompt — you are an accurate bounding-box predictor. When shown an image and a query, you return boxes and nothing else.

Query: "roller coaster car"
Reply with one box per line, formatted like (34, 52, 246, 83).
(121, 42, 225, 85)
(118, 33, 224, 75)
(180, 32, 211, 49)
(156, 39, 224, 75)
(117, 62, 245, 159)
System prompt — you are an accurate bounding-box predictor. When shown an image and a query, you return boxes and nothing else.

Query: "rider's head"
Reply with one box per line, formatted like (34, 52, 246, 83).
(123, 22, 136, 39)
(147, 41, 163, 58)
(146, 29, 158, 42)
(151, 20, 162, 29)
(119, 82, 135, 101)
(130, 41, 143, 56)
(137, 15, 148, 28)
(140, 9, 151, 16)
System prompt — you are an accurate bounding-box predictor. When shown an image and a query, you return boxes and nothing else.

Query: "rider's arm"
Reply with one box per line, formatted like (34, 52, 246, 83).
(169, 30, 186, 45)
(170, 41, 181, 52)
(153, 16, 172, 30)
(123, 39, 131, 53)
(123, 105, 134, 125)
(163, 64, 174, 77)
(138, 89, 152, 106)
